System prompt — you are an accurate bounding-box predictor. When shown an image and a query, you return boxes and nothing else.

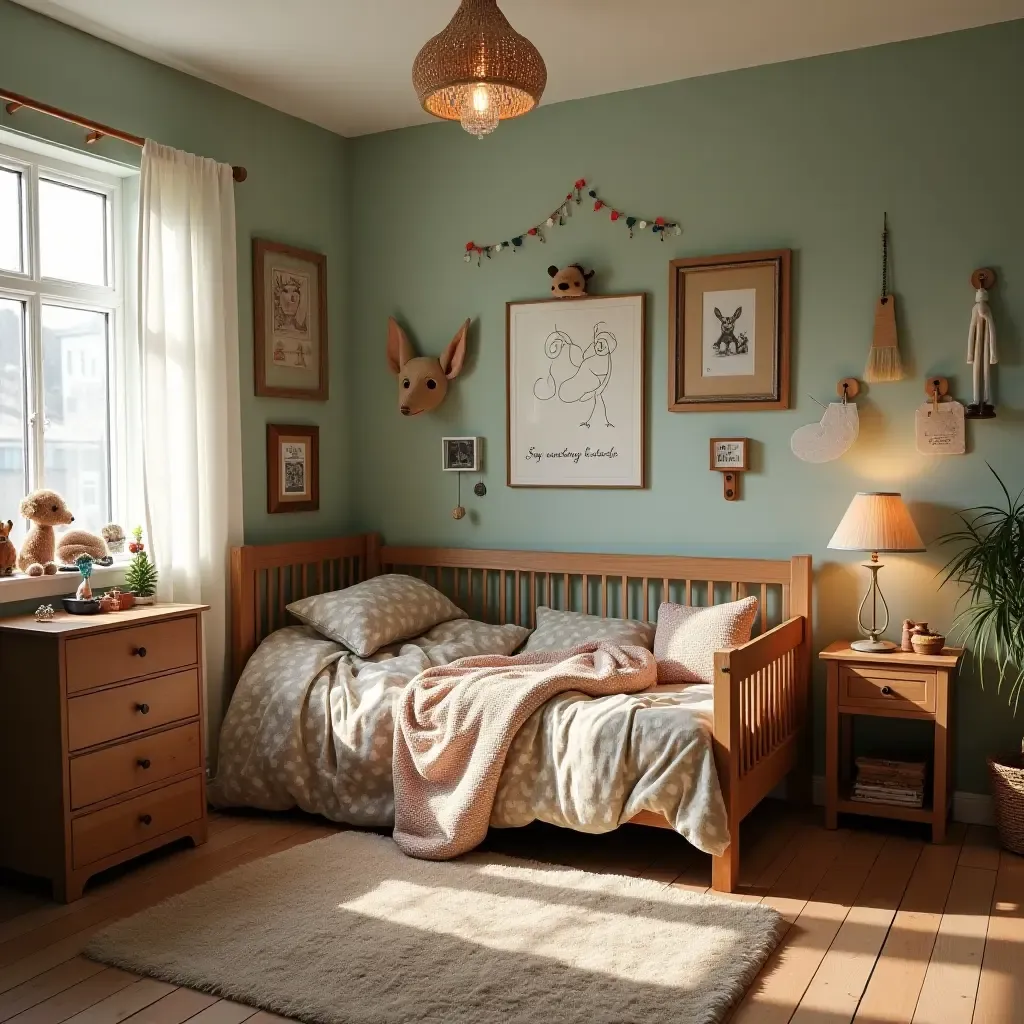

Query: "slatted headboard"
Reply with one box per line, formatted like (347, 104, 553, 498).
(230, 533, 811, 686)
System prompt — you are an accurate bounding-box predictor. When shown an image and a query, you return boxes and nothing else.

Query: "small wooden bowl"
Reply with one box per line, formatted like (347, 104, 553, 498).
(911, 633, 945, 655)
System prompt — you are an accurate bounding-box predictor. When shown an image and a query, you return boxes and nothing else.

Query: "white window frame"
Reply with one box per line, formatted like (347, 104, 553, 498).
(0, 135, 135, 600)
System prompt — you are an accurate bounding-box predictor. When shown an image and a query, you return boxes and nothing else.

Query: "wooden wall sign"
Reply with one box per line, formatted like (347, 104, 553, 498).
(710, 437, 749, 501)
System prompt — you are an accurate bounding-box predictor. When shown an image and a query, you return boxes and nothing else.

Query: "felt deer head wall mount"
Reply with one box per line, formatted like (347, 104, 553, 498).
(387, 316, 470, 416)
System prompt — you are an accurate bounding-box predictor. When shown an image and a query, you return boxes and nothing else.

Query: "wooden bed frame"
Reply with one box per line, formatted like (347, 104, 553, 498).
(230, 534, 812, 892)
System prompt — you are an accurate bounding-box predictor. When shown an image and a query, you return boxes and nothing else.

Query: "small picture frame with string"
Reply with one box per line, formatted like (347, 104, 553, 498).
(441, 437, 481, 472)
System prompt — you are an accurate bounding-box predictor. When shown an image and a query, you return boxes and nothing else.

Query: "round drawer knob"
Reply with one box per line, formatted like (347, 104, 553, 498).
(133, 646, 148, 658)
(139, 814, 153, 826)
(880, 685, 893, 696)
(137, 758, 151, 770)
(135, 702, 150, 714)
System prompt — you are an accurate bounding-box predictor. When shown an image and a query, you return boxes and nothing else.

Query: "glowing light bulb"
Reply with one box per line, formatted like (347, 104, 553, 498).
(459, 83, 499, 138)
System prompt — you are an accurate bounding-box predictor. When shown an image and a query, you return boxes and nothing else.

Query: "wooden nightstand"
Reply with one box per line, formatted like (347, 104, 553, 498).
(0, 603, 209, 901)
(819, 641, 964, 842)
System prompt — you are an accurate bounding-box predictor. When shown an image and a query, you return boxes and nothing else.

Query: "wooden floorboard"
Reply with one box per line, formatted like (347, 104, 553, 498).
(1, 809, 1021, 1024)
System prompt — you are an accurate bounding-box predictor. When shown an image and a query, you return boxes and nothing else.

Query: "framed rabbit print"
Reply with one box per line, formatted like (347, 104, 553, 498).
(668, 249, 791, 412)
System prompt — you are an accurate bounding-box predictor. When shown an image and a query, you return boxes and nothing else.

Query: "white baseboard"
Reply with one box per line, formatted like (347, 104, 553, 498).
(801, 776, 992, 826)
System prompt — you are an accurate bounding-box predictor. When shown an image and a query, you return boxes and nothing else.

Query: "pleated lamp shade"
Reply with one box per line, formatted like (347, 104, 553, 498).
(828, 492, 925, 553)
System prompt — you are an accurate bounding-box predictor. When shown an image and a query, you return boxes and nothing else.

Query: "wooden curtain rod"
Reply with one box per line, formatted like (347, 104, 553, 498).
(0, 88, 247, 182)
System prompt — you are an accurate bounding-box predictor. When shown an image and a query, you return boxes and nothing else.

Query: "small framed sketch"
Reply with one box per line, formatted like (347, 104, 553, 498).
(441, 437, 481, 472)
(254, 239, 328, 401)
(506, 293, 645, 488)
(267, 424, 319, 513)
(669, 249, 791, 412)
(710, 437, 749, 471)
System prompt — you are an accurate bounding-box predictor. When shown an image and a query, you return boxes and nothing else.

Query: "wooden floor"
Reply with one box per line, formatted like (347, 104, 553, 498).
(1, 804, 1022, 1024)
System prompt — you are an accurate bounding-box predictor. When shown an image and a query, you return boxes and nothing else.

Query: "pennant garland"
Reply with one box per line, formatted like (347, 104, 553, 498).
(463, 178, 681, 264)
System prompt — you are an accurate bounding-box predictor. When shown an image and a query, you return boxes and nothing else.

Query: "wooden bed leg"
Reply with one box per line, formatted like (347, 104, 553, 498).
(712, 841, 739, 893)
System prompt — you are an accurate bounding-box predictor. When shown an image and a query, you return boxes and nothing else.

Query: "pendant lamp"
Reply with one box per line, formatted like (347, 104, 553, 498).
(412, 0, 547, 138)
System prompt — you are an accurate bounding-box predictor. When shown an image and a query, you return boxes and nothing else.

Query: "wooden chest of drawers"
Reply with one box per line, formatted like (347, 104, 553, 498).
(0, 603, 209, 901)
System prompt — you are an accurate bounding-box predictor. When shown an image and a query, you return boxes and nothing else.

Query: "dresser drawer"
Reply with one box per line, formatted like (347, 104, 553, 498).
(66, 616, 198, 694)
(71, 776, 203, 868)
(67, 670, 200, 751)
(839, 664, 936, 712)
(69, 722, 202, 809)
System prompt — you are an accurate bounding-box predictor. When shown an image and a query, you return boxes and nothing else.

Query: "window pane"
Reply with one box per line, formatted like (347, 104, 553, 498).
(39, 179, 107, 285)
(0, 168, 23, 273)
(0, 298, 27, 535)
(42, 305, 110, 534)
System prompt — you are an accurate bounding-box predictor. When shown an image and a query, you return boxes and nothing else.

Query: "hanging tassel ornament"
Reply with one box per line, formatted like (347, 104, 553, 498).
(452, 473, 466, 520)
(966, 268, 998, 418)
(864, 213, 904, 382)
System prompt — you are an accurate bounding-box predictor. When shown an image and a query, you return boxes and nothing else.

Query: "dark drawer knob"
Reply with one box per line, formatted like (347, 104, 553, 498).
(133, 646, 147, 658)
(135, 702, 150, 714)
(880, 685, 893, 696)
(137, 758, 151, 770)
(139, 814, 152, 826)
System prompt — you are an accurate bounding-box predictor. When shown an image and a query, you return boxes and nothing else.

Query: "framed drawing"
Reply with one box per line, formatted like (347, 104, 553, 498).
(254, 239, 328, 401)
(506, 293, 645, 488)
(668, 249, 791, 412)
(710, 437, 749, 471)
(267, 423, 319, 513)
(441, 437, 481, 472)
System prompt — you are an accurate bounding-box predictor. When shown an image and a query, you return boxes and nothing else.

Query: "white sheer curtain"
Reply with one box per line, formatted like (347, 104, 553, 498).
(137, 140, 243, 751)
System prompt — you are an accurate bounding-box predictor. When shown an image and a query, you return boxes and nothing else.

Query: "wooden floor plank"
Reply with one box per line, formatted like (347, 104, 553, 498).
(731, 830, 886, 1024)
(180, 1001, 258, 1024)
(959, 827, 1002, 872)
(0, 960, 108, 1024)
(912, 865, 998, 1024)
(58, 981, 175, 1024)
(0, 895, 48, 929)
(7, 972, 141, 1024)
(119, 988, 217, 1024)
(791, 836, 922, 1023)
(972, 853, 1024, 1024)
(854, 838, 965, 1024)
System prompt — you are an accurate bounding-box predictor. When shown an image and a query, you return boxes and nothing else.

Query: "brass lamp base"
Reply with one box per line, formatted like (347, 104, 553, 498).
(851, 638, 897, 653)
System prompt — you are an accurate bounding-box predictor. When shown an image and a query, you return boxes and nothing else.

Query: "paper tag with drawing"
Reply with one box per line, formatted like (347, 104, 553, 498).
(915, 401, 965, 455)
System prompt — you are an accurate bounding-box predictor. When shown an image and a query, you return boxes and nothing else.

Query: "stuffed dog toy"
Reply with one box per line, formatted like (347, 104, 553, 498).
(387, 316, 469, 416)
(548, 264, 595, 298)
(0, 520, 15, 576)
(17, 489, 108, 576)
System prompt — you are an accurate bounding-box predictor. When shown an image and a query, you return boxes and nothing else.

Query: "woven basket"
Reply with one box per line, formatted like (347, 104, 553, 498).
(989, 754, 1024, 855)
(911, 633, 945, 655)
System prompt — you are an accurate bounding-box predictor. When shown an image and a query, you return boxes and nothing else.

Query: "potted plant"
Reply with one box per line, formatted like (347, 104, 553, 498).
(124, 526, 158, 606)
(939, 466, 1024, 854)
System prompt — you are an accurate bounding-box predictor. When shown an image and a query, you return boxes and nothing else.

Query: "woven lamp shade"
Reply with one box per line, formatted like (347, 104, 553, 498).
(828, 492, 926, 553)
(412, 0, 546, 132)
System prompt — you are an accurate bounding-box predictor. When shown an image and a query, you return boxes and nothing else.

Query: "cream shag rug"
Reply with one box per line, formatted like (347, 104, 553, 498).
(86, 832, 780, 1024)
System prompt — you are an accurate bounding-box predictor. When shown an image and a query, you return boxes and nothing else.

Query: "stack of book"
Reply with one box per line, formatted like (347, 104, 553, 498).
(851, 757, 926, 808)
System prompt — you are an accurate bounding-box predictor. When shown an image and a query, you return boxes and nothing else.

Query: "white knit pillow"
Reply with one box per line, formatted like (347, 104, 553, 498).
(653, 597, 758, 684)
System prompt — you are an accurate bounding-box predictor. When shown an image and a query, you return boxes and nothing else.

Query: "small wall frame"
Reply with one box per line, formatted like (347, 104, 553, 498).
(267, 423, 320, 513)
(441, 437, 481, 472)
(710, 437, 749, 501)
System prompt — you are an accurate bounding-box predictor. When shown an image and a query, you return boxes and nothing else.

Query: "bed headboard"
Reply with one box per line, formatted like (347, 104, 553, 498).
(230, 533, 812, 686)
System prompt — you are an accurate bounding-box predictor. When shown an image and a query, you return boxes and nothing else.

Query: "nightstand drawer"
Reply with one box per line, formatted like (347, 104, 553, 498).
(839, 664, 935, 712)
(67, 670, 200, 751)
(71, 776, 203, 868)
(66, 616, 198, 694)
(69, 722, 202, 809)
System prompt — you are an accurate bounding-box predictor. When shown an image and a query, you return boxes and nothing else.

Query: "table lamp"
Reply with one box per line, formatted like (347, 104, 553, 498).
(828, 492, 925, 652)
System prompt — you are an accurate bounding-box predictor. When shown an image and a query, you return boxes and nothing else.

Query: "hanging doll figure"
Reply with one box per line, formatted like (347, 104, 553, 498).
(966, 269, 998, 418)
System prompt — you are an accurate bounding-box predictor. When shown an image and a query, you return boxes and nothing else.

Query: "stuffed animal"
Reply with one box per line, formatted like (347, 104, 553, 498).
(548, 264, 595, 298)
(0, 520, 15, 577)
(16, 489, 108, 576)
(387, 317, 470, 416)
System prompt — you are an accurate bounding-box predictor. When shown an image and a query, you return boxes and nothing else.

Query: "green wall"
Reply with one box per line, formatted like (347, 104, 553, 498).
(349, 22, 1024, 794)
(0, 0, 351, 546)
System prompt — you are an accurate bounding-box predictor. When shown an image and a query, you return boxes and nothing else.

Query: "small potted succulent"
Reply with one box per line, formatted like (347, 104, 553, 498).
(939, 467, 1024, 854)
(124, 526, 158, 606)
(101, 523, 126, 555)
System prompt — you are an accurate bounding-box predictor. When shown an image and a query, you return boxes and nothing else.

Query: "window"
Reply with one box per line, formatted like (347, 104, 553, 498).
(0, 141, 126, 543)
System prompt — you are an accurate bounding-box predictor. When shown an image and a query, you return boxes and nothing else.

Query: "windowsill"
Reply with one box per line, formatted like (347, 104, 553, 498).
(0, 562, 128, 605)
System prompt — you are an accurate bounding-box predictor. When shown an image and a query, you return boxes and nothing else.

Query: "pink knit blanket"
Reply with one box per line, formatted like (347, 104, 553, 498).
(392, 643, 657, 859)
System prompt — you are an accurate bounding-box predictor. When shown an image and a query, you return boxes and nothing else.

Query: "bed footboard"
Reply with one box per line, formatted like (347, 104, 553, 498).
(711, 613, 809, 891)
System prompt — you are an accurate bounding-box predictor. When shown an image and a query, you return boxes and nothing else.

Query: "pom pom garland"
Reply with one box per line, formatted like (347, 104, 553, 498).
(462, 178, 681, 264)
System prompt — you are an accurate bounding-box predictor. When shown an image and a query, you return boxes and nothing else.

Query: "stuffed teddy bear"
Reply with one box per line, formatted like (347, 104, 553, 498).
(16, 489, 108, 576)
(0, 520, 15, 577)
(548, 264, 595, 298)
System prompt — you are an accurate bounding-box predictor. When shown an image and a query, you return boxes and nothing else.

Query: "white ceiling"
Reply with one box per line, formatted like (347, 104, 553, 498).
(13, 0, 1024, 137)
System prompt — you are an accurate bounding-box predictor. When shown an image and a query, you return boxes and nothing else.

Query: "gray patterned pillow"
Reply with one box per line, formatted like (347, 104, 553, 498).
(522, 606, 655, 654)
(287, 574, 465, 657)
(418, 618, 532, 659)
